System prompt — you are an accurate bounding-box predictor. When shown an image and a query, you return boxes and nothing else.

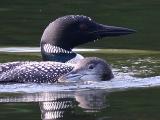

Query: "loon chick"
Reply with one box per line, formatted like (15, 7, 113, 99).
(0, 57, 113, 83)
(41, 15, 136, 63)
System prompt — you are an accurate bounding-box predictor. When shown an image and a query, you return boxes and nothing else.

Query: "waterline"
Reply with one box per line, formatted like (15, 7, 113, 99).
(0, 47, 99, 53)
(0, 47, 159, 54)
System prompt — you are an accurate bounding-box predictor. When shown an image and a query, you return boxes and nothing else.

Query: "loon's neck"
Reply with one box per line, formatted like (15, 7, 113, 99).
(41, 44, 83, 63)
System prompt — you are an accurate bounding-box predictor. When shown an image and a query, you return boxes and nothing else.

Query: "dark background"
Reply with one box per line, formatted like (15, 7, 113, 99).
(0, 0, 159, 50)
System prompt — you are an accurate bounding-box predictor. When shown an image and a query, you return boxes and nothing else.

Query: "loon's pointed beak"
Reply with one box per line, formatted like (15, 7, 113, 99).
(90, 23, 136, 38)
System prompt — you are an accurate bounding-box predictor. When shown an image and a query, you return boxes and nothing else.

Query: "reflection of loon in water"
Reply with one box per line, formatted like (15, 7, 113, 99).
(0, 57, 113, 83)
(0, 90, 108, 120)
(39, 93, 76, 120)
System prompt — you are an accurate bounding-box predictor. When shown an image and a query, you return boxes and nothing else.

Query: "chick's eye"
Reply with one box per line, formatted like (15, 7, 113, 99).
(79, 24, 88, 31)
(88, 64, 94, 69)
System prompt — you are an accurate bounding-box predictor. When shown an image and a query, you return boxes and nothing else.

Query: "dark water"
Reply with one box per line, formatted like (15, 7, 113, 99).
(0, 0, 160, 50)
(0, 49, 160, 120)
(1, 88, 160, 120)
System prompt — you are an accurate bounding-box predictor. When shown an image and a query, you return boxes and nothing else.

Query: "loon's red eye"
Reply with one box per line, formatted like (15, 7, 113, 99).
(79, 24, 88, 31)
(88, 64, 94, 69)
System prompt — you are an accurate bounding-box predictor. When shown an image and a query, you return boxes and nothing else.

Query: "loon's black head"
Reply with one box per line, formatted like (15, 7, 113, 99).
(41, 15, 136, 50)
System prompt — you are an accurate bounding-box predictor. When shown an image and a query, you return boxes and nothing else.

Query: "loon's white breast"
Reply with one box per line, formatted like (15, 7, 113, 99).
(67, 53, 84, 64)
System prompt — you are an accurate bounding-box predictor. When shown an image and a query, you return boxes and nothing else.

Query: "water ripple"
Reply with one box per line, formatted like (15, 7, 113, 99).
(0, 72, 160, 93)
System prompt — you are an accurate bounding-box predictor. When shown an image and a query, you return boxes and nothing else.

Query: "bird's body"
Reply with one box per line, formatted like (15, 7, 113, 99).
(0, 57, 113, 83)
(0, 61, 73, 83)
(0, 15, 135, 83)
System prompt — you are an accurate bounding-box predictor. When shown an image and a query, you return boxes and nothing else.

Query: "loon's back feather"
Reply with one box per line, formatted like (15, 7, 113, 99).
(0, 61, 74, 83)
(0, 62, 25, 74)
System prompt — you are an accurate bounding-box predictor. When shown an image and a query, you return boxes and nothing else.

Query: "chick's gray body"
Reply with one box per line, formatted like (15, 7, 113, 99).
(0, 62, 73, 83)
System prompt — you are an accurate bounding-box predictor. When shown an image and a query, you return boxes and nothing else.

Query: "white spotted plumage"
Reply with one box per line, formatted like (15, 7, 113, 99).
(0, 61, 74, 83)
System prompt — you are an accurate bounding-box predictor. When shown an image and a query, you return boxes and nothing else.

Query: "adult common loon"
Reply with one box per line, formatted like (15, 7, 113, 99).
(0, 57, 113, 83)
(41, 15, 136, 63)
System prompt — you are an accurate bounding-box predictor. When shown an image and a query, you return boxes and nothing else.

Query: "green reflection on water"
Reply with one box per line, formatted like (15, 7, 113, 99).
(0, 103, 41, 120)
(0, 88, 160, 120)
(0, 0, 160, 50)
(99, 88, 160, 120)
(0, 51, 160, 120)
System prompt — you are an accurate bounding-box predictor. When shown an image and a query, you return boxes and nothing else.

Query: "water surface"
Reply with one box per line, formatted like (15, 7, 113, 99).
(0, 0, 160, 50)
(0, 48, 160, 120)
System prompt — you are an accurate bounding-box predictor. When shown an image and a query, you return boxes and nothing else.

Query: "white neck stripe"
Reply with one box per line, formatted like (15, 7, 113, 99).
(43, 44, 72, 54)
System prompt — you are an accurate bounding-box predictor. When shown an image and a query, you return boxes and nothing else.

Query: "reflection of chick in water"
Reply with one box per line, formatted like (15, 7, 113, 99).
(39, 90, 107, 120)
(75, 90, 107, 112)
